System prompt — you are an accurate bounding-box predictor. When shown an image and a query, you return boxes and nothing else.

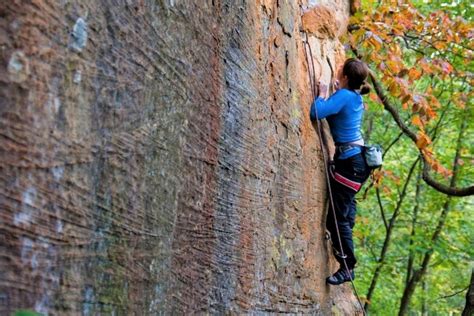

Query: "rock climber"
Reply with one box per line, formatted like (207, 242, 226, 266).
(310, 58, 372, 285)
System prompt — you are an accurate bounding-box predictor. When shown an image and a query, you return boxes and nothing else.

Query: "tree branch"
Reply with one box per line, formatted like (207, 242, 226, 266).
(376, 187, 388, 230)
(382, 132, 403, 159)
(437, 285, 469, 300)
(367, 70, 474, 197)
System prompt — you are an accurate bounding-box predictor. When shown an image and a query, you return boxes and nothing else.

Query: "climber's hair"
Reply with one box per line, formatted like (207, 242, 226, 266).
(343, 58, 370, 95)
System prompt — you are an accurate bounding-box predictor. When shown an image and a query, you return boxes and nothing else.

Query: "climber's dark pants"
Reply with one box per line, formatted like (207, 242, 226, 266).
(326, 152, 370, 270)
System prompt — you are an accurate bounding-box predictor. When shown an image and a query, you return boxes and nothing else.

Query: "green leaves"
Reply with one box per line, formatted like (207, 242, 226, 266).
(352, 1, 473, 313)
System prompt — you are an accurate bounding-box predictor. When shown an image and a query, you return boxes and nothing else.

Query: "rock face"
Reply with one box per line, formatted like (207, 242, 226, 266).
(0, 1, 360, 314)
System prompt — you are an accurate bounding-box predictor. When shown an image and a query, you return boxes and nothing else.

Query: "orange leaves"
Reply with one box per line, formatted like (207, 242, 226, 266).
(445, 29, 457, 44)
(372, 169, 402, 191)
(351, 0, 473, 61)
(383, 75, 409, 99)
(434, 59, 454, 76)
(418, 58, 433, 75)
(382, 186, 392, 195)
(414, 19, 425, 33)
(401, 95, 411, 109)
(426, 94, 441, 110)
(452, 92, 468, 109)
(412, 93, 431, 117)
(431, 161, 452, 178)
(416, 58, 455, 80)
(354, 28, 387, 52)
(421, 147, 434, 165)
(398, 67, 422, 85)
(395, 11, 415, 31)
(411, 115, 422, 127)
(391, 25, 405, 36)
(350, 28, 366, 46)
(422, 148, 452, 178)
(387, 79, 400, 96)
(368, 34, 384, 51)
(397, 68, 409, 78)
(372, 169, 384, 187)
(408, 67, 422, 81)
(386, 60, 401, 74)
(411, 97, 437, 130)
(409, 91, 438, 121)
(380, 63, 439, 127)
(416, 131, 431, 149)
(424, 107, 437, 120)
(369, 93, 379, 103)
(432, 40, 448, 50)
(455, 20, 474, 38)
(383, 169, 401, 185)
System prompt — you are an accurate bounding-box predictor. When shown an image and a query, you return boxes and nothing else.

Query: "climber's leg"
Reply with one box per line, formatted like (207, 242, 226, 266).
(348, 198, 357, 229)
(326, 179, 358, 270)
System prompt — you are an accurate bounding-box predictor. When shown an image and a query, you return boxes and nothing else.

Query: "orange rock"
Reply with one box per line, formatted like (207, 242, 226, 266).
(301, 6, 338, 39)
(274, 34, 282, 48)
(0, 0, 361, 314)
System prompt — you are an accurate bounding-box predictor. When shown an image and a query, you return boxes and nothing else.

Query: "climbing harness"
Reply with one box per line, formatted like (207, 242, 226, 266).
(303, 32, 367, 315)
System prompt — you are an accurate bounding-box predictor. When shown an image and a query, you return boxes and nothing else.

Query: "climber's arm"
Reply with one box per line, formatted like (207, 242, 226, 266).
(310, 89, 346, 120)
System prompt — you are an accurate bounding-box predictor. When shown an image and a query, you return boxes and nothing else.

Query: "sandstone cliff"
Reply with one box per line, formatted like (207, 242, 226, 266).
(0, 0, 361, 314)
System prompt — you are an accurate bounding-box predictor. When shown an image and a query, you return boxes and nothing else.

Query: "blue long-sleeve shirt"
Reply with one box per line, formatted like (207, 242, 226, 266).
(310, 89, 364, 159)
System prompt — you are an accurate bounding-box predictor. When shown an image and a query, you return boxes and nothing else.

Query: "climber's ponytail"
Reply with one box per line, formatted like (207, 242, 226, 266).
(360, 80, 371, 95)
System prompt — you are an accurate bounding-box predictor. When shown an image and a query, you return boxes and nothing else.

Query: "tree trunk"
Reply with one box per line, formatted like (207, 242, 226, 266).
(463, 270, 474, 316)
(421, 280, 427, 316)
(406, 170, 422, 287)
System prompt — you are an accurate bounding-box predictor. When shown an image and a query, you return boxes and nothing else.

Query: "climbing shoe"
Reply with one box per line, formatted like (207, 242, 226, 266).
(326, 268, 355, 285)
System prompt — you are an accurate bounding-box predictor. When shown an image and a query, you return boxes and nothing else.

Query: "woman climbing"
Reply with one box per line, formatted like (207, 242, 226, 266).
(310, 58, 372, 285)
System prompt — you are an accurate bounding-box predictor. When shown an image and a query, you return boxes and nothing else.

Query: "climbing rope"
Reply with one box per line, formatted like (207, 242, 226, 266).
(303, 32, 367, 315)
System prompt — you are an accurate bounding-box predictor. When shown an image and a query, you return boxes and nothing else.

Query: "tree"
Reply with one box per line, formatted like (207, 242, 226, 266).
(349, 0, 473, 196)
(398, 110, 467, 315)
(347, 0, 473, 314)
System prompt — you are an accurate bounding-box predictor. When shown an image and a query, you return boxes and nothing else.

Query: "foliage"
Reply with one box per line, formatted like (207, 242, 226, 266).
(347, 0, 473, 315)
(349, 0, 472, 177)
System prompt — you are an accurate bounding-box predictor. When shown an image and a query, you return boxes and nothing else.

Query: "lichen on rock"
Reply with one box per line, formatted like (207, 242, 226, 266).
(71, 17, 88, 52)
(7, 50, 30, 83)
